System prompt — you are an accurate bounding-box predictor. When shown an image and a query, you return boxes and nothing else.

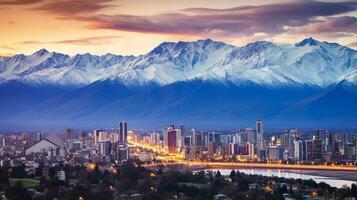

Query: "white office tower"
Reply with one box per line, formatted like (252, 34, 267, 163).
(294, 140, 304, 161)
(245, 128, 255, 145)
(93, 129, 101, 145)
(179, 124, 185, 135)
(163, 125, 175, 149)
(119, 121, 128, 143)
(186, 129, 196, 146)
(175, 129, 182, 150)
(149, 132, 160, 146)
(248, 142, 255, 159)
(110, 132, 119, 143)
(99, 140, 111, 156)
(256, 120, 264, 151)
(235, 129, 246, 146)
(98, 131, 108, 142)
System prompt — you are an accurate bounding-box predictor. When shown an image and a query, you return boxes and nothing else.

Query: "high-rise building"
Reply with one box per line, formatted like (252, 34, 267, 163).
(119, 121, 128, 143)
(195, 132, 205, 146)
(236, 129, 246, 146)
(186, 129, 196, 146)
(93, 129, 102, 145)
(98, 131, 108, 142)
(208, 141, 217, 155)
(245, 128, 255, 144)
(167, 128, 177, 154)
(316, 129, 327, 141)
(65, 128, 73, 140)
(175, 128, 182, 150)
(184, 136, 191, 147)
(268, 145, 283, 161)
(247, 142, 255, 159)
(256, 120, 264, 150)
(99, 140, 111, 156)
(149, 132, 160, 146)
(208, 132, 221, 145)
(117, 143, 129, 161)
(312, 136, 322, 161)
(179, 124, 185, 136)
(294, 140, 305, 161)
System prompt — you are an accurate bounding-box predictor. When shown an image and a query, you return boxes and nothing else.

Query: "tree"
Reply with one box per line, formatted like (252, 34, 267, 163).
(351, 183, 357, 197)
(0, 167, 9, 184)
(215, 171, 222, 179)
(35, 163, 43, 177)
(229, 170, 237, 182)
(236, 178, 249, 192)
(5, 181, 32, 200)
(10, 165, 26, 178)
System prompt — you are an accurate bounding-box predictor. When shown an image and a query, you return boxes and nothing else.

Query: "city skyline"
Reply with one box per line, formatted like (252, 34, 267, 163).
(1, 0, 357, 199)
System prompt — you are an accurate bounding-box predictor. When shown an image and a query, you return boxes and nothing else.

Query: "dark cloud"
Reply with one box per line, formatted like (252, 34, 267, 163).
(54, 36, 121, 45)
(7, 20, 16, 25)
(69, 1, 357, 37)
(0, 0, 41, 5)
(33, 0, 114, 15)
(16, 36, 121, 46)
(289, 16, 357, 34)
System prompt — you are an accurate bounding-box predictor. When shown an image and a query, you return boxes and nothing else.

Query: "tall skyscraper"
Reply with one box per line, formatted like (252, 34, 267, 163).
(93, 129, 102, 145)
(186, 129, 196, 146)
(294, 140, 305, 161)
(99, 140, 112, 156)
(149, 132, 160, 146)
(119, 121, 128, 143)
(175, 128, 182, 150)
(247, 142, 255, 159)
(256, 120, 264, 151)
(236, 129, 246, 146)
(65, 128, 73, 140)
(167, 128, 177, 154)
(246, 128, 255, 143)
(179, 123, 185, 136)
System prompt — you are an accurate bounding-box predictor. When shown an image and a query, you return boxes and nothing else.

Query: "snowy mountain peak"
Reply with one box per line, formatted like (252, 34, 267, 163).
(33, 48, 50, 57)
(0, 38, 356, 88)
(295, 37, 319, 47)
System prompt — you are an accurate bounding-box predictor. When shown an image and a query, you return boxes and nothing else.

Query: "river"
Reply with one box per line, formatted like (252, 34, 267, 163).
(213, 168, 357, 188)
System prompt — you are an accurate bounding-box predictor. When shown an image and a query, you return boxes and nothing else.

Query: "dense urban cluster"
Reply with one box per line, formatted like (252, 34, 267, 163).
(133, 121, 357, 164)
(0, 120, 357, 199)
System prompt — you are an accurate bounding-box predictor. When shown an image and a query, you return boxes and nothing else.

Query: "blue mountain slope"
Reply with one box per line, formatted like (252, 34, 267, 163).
(80, 80, 324, 128)
(273, 81, 357, 127)
(4, 79, 335, 129)
(0, 80, 68, 118)
(14, 79, 153, 122)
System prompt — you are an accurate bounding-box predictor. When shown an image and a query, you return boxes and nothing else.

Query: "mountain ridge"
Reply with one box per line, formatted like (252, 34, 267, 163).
(0, 37, 356, 88)
(0, 38, 357, 129)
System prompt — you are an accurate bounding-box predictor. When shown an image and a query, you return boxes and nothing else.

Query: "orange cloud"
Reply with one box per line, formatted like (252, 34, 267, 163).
(0, 0, 41, 6)
(44, 0, 357, 38)
(33, 0, 114, 15)
(16, 36, 122, 46)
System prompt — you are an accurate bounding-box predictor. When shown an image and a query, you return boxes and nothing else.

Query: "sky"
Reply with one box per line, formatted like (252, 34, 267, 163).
(0, 0, 356, 56)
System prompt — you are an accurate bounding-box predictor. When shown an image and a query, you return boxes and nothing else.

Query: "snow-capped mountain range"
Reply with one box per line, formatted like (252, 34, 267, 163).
(1, 38, 357, 129)
(1, 37, 356, 88)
